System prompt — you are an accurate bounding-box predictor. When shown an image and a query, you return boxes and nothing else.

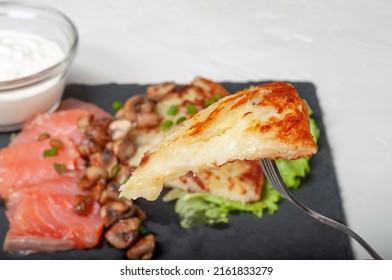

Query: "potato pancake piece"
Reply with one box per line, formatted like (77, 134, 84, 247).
(120, 82, 317, 201)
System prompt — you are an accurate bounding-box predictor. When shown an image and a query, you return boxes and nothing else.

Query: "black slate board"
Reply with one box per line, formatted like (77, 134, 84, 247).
(0, 81, 353, 260)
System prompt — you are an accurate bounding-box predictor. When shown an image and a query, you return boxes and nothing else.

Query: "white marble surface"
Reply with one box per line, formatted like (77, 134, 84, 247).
(16, 0, 392, 259)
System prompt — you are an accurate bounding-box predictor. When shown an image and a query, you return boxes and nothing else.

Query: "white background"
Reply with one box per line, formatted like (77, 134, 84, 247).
(8, 0, 392, 259)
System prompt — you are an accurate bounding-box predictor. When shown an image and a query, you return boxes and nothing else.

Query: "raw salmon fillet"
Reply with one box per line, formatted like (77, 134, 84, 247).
(0, 137, 84, 198)
(3, 176, 103, 254)
(10, 109, 89, 147)
(11, 98, 112, 147)
(57, 98, 112, 119)
(0, 98, 108, 255)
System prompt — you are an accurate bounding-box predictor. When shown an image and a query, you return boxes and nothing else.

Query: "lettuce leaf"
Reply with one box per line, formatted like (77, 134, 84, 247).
(163, 104, 320, 229)
(163, 183, 281, 229)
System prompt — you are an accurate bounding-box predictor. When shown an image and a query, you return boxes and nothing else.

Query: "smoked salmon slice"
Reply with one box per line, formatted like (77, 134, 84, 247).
(9, 109, 88, 147)
(57, 98, 112, 119)
(0, 98, 109, 255)
(0, 137, 84, 198)
(3, 176, 103, 254)
(10, 98, 112, 147)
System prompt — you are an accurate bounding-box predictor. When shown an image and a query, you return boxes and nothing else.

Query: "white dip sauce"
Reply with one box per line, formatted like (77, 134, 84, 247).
(0, 30, 64, 82)
(0, 30, 67, 130)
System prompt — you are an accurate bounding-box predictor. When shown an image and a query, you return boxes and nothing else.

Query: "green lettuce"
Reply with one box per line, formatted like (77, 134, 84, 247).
(163, 184, 281, 229)
(163, 103, 320, 229)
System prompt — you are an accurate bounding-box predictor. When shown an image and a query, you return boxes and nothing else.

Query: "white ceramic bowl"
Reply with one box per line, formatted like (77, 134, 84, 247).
(0, 2, 78, 132)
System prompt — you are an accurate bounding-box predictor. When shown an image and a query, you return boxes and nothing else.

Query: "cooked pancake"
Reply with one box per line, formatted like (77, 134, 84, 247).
(120, 81, 316, 201)
(126, 78, 263, 202)
(168, 160, 263, 203)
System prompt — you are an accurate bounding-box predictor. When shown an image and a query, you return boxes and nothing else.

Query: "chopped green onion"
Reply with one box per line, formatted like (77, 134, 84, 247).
(204, 99, 215, 107)
(43, 148, 58, 157)
(50, 139, 64, 150)
(167, 105, 178, 116)
(53, 163, 67, 174)
(111, 164, 121, 179)
(112, 100, 124, 112)
(10, 133, 17, 142)
(37, 132, 50, 140)
(161, 120, 173, 131)
(204, 93, 222, 107)
(186, 105, 197, 114)
(176, 116, 187, 124)
(43, 138, 64, 157)
(139, 222, 148, 235)
(121, 177, 129, 185)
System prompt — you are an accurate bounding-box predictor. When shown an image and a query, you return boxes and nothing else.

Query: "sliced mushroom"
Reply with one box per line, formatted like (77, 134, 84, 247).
(78, 135, 102, 158)
(109, 119, 132, 141)
(78, 176, 96, 190)
(140, 101, 154, 113)
(99, 179, 134, 204)
(102, 149, 119, 177)
(112, 140, 136, 163)
(86, 166, 109, 181)
(135, 205, 148, 222)
(127, 234, 155, 260)
(99, 188, 121, 205)
(78, 166, 108, 190)
(89, 152, 105, 168)
(100, 201, 136, 227)
(77, 114, 92, 131)
(121, 96, 145, 122)
(91, 178, 107, 201)
(106, 180, 120, 193)
(118, 96, 160, 128)
(104, 217, 140, 249)
(146, 82, 176, 101)
(136, 113, 160, 129)
(113, 165, 135, 185)
(86, 117, 111, 147)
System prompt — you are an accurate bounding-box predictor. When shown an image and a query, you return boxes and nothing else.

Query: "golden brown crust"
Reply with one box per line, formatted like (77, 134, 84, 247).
(120, 81, 317, 200)
(172, 81, 316, 157)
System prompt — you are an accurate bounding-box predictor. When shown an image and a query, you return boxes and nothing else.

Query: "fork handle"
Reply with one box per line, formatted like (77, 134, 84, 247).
(261, 159, 382, 260)
(285, 189, 383, 260)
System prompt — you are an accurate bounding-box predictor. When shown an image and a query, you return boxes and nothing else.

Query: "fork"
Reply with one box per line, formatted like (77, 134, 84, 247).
(260, 159, 382, 260)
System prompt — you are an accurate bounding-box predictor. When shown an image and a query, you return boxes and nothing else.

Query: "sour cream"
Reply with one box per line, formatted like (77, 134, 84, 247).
(0, 30, 65, 82)
(0, 30, 68, 131)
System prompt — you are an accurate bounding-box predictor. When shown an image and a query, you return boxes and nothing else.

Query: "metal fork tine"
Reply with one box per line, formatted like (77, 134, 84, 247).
(260, 159, 382, 260)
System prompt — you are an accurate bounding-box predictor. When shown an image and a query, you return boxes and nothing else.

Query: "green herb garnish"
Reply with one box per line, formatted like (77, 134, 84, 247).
(186, 105, 197, 114)
(53, 163, 67, 174)
(112, 100, 124, 112)
(37, 132, 50, 141)
(111, 164, 121, 179)
(43, 148, 58, 157)
(176, 116, 187, 124)
(161, 120, 174, 131)
(139, 222, 148, 235)
(121, 177, 129, 185)
(204, 93, 222, 107)
(50, 139, 64, 150)
(43, 138, 64, 157)
(167, 105, 178, 116)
